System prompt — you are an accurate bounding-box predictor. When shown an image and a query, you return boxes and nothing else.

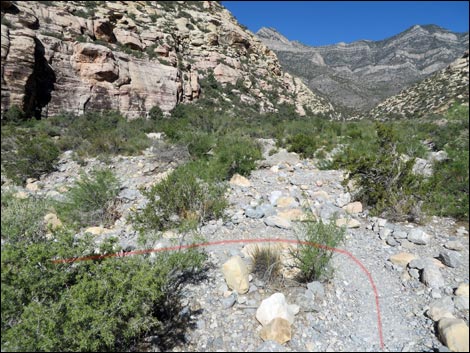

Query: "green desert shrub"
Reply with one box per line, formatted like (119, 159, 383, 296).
(1, 130, 60, 184)
(287, 133, 318, 158)
(1, 227, 206, 351)
(133, 163, 227, 232)
(148, 105, 165, 121)
(186, 131, 216, 160)
(291, 218, 346, 282)
(55, 169, 121, 229)
(2, 187, 207, 351)
(339, 123, 422, 221)
(56, 111, 151, 157)
(419, 104, 469, 220)
(213, 135, 262, 179)
(1, 192, 49, 244)
(422, 150, 469, 220)
(1, 105, 26, 124)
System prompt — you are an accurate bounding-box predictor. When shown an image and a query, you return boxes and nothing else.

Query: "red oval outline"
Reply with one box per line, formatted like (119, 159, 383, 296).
(51, 238, 384, 350)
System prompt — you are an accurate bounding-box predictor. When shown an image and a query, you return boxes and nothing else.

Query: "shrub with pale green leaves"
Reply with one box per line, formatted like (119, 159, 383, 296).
(1, 129, 60, 184)
(133, 163, 227, 232)
(55, 168, 121, 229)
(291, 218, 345, 282)
(1, 192, 207, 351)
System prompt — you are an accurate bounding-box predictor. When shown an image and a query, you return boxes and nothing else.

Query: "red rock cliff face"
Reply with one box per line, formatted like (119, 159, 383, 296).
(1, 1, 336, 119)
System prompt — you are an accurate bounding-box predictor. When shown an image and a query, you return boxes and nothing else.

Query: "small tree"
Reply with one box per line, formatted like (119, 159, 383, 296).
(342, 123, 422, 221)
(148, 105, 164, 121)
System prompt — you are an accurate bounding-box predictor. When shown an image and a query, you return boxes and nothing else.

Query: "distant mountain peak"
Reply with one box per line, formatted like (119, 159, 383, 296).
(257, 27, 291, 44)
(257, 24, 469, 112)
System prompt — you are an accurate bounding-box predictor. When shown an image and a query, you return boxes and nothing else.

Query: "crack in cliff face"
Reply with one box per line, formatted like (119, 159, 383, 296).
(23, 38, 56, 119)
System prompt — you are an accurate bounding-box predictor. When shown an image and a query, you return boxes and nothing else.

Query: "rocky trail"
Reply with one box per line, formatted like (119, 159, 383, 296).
(7, 138, 469, 352)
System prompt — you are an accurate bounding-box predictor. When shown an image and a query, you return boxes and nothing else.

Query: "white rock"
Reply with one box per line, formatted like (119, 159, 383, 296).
(407, 228, 431, 245)
(264, 216, 292, 229)
(335, 192, 351, 207)
(269, 190, 283, 205)
(256, 293, 299, 326)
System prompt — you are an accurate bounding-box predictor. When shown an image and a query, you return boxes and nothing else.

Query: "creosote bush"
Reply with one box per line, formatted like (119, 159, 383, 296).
(291, 218, 346, 282)
(55, 168, 121, 229)
(133, 163, 227, 232)
(339, 123, 422, 221)
(1, 129, 60, 184)
(1, 110, 157, 185)
(1, 191, 207, 351)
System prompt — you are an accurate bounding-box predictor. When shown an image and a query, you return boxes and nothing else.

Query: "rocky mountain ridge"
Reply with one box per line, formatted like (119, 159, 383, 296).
(257, 25, 469, 112)
(368, 51, 469, 120)
(1, 1, 336, 119)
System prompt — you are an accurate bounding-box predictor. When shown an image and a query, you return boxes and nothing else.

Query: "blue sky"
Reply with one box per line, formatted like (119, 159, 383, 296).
(222, 1, 469, 46)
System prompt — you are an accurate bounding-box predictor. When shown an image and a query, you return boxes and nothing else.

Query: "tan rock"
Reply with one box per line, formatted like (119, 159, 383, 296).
(113, 28, 142, 50)
(44, 213, 63, 231)
(432, 258, 446, 269)
(259, 318, 292, 345)
(57, 186, 68, 193)
(336, 218, 361, 228)
(222, 256, 249, 294)
(84, 226, 107, 236)
(206, 32, 218, 46)
(25, 182, 40, 192)
(1, 29, 36, 111)
(389, 253, 418, 267)
(162, 230, 179, 239)
(190, 71, 200, 98)
(276, 197, 297, 208)
(455, 283, 469, 297)
(14, 191, 29, 199)
(343, 201, 363, 214)
(229, 174, 251, 187)
(438, 318, 469, 352)
(312, 190, 330, 200)
(214, 63, 242, 85)
(71, 43, 119, 83)
(264, 216, 292, 229)
(174, 17, 189, 33)
(1, 1, 337, 120)
(153, 45, 170, 57)
(277, 208, 308, 221)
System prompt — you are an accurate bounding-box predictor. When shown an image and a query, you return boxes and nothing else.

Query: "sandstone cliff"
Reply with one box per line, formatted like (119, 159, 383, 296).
(0, 1, 336, 119)
(257, 25, 469, 113)
(368, 51, 469, 120)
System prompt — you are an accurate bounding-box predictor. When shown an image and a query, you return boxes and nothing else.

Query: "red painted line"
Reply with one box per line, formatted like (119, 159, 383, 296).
(51, 238, 385, 350)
